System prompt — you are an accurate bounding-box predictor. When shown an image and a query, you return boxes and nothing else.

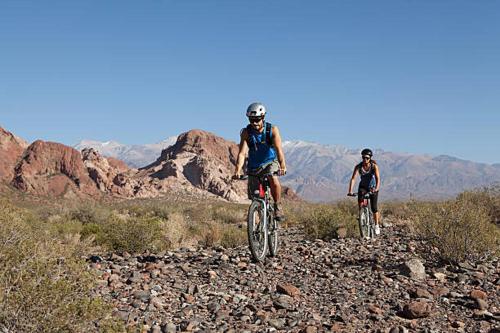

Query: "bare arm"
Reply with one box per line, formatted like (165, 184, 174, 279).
(234, 129, 249, 177)
(373, 163, 380, 192)
(271, 126, 287, 175)
(348, 166, 359, 194)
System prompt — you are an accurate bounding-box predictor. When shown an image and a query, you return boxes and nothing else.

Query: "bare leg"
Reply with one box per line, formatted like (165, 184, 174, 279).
(269, 176, 284, 220)
(374, 212, 380, 225)
(269, 176, 282, 204)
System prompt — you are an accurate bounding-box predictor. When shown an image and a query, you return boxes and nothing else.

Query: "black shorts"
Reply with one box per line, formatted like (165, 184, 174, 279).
(358, 188, 378, 213)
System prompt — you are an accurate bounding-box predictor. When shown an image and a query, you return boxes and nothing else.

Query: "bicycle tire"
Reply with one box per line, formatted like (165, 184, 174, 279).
(359, 207, 370, 238)
(268, 208, 279, 257)
(368, 210, 376, 238)
(247, 200, 268, 262)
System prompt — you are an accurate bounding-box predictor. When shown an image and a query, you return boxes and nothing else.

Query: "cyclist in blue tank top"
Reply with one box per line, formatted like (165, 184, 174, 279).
(347, 148, 382, 235)
(234, 102, 287, 220)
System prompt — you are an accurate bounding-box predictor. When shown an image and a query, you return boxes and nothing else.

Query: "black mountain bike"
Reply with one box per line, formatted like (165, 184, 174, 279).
(238, 172, 279, 262)
(348, 190, 376, 239)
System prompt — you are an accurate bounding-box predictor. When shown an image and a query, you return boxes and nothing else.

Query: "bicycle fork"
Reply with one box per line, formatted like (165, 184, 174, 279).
(252, 198, 267, 234)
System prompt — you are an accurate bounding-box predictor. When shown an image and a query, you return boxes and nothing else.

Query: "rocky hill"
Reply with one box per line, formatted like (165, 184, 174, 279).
(90, 223, 499, 332)
(0, 127, 28, 183)
(12, 140, 101, 198)
(77, 135, 500, 202)
(2, 126, 297, 202)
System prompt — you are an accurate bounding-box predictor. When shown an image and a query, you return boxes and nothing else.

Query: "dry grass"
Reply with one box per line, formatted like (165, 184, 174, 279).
(291, 201, 358, 241)
(412, 191, 500, 264)
(0, 200, 122, 332)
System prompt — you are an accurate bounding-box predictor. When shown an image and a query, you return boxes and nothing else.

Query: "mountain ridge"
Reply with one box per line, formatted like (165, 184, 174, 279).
(4, 125, 500, 202)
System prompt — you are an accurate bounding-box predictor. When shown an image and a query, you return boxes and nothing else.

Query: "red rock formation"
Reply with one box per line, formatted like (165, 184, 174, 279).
(0, 127, 28, 182)
(144, 129, 247, 201)
(12, 140, 100, 197)
(81, 148, 134, 196)
(6, 127, 299, 202)
(145, 129, 299, 202)
(282, 186, 301, 201)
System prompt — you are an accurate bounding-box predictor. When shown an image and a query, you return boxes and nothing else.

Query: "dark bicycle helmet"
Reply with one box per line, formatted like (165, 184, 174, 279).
(361, 148, 373, 157)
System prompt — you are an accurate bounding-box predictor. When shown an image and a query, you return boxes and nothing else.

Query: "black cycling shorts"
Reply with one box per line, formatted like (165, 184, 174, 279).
(358, 188, 378, 213)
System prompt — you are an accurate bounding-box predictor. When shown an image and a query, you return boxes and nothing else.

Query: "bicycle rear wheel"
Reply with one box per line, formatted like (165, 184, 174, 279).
(247, 200, 268, 262)
(268, 209, 279, 257)
(359, 207, 370, 238)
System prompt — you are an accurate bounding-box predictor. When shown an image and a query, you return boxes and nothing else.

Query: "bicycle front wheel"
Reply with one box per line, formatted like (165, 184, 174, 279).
(268, 210, 279, 257)
(368, 210, 376, 238)
(247, 200, 268, 262)
(359, 207, 370, 239)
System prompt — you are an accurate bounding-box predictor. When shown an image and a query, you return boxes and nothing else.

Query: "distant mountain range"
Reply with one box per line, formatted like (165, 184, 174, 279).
(75, 137, 500, 202)
(282, 141, 500, 201)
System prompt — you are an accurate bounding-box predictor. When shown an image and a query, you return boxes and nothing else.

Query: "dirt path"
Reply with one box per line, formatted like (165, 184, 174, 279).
(90, 224, 499, 332)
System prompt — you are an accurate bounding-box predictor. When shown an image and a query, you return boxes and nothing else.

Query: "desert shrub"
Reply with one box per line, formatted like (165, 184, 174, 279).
(197, 222, 222, 247)
(220, 225, 247, 248)
(457, 190, 500, 224)
(413, 194, 500, 264)
(121, 200, 174, 220)
(380, 201, 413, 220)
(183, 204, 212, 223)
(95, 215, 167, 253)
(301, 204, 357, 240)
(69, 203, 111, 225)
(211, 203, 245, 224)
(193, 221, 246, 248)
(284, 201, 313, 226)
(0, 201, 121, 332)
(163, 212, 189, 249)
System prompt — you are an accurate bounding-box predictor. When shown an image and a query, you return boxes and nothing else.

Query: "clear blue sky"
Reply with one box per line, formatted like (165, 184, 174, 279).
(1, 0, 499, 163)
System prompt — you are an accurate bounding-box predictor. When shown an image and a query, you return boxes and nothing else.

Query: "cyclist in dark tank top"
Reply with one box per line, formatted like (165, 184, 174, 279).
(347, 148, 382, 235)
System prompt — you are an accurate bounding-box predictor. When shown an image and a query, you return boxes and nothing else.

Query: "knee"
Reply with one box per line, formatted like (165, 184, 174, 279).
(271, 177, 281, 188)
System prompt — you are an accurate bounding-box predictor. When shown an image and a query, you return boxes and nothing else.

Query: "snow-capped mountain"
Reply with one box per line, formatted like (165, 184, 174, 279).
(74, 137, 177, 168)
(74, 135, 500, 202)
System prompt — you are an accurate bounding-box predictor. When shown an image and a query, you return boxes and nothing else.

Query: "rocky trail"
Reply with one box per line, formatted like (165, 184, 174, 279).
(90, 223, 499, 333)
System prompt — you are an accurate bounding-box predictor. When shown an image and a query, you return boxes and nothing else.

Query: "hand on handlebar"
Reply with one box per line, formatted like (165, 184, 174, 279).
(347, 192, 357, 197)
(232, 171, 243, 180)
(278, 168, 287, 176)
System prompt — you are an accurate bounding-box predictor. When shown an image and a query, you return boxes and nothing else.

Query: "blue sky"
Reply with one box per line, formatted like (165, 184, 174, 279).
(1, 0, 499, 163)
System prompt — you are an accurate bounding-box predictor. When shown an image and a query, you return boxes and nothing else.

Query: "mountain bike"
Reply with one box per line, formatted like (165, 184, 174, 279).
(237, 172, 279, 262)
(348, 190, 377, 239)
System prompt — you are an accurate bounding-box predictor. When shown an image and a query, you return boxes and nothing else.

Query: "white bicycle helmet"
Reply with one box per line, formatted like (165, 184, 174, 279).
(246, 102, 266, 118)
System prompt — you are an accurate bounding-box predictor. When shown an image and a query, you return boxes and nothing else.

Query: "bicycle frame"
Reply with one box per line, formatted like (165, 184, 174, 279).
(243, 171, 279, 262)
(251, 176, 272, 228)
(349, 191, 376, 239)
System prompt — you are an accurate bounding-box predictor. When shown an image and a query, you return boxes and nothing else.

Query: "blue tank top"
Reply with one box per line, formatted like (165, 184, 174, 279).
(246, 122, 277, 170)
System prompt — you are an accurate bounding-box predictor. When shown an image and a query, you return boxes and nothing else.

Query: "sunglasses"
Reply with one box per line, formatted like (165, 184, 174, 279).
(248, 117, 263, 123)
(362, 156, 371, 160)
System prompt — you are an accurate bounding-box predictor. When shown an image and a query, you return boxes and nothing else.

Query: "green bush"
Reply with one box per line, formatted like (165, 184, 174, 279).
(301, 204, 358, 240)
(96, 215, 167, 253)
(457, 190, 500, 224)
(0, 201, 121, 332)
(414, 194, 500, 264)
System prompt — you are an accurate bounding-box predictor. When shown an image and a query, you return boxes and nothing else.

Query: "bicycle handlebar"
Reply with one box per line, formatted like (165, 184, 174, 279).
(347, 190, 379, 197)
(233, 171, 280, 181)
